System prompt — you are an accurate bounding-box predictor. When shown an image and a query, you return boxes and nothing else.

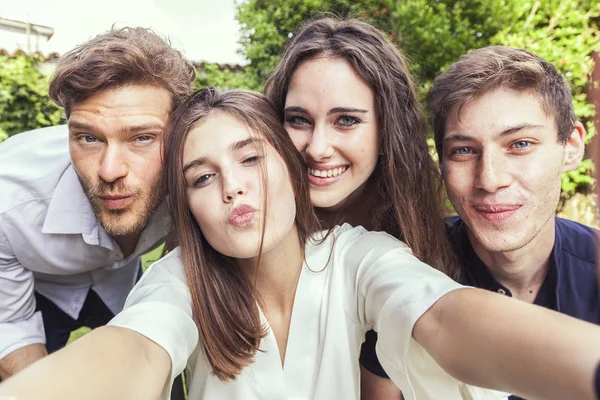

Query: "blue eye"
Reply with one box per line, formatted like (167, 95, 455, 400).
(337, 116, 360, 127)
(513, 141, 530, 149)
(286, 116, 309, 125)
(453, 147, 471, 155)
(79, 135, 97, 143)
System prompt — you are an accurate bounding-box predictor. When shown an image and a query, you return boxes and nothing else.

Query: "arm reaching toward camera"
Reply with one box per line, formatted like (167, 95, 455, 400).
(340, 226, 600, 400)
(0, 250, 198, 400)
(415, 287, 600, 400)
(0, 326, 170, 400)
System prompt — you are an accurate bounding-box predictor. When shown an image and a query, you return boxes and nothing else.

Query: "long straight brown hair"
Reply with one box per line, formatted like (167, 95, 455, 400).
(163, 87, 321, 380)
(265, 17, 459, 280)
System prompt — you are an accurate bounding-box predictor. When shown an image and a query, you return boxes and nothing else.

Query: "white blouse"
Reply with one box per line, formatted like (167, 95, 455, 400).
(109, 224, 507, 400)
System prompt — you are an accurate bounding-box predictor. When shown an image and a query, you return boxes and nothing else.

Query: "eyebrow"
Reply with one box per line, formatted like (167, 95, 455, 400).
(182, 137, 264, 174)
(283, 106, 368, 115)
(68, 120, 164, 134)
(443, 123, 546, 143)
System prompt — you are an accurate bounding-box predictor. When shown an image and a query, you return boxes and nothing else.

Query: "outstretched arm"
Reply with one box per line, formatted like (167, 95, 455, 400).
(415, 288, 600, 400)
(0, 344, 47, 380)
(0, 326, 171, 400)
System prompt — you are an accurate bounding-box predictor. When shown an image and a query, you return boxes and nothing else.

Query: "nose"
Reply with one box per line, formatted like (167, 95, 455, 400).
(305, 123, 334, 161)
(474, 151, 512, 193)
(98, 144, 128, 183)
(222, 169, 246, 203)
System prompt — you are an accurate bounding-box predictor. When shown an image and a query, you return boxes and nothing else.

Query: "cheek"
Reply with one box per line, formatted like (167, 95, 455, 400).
(188, 194, 217, 233)
(347, 127, 379, 167)
(70, 146, 98, 177)
(442, 164, 470, 197)
(131, 149, 164, 181)
(286, 128, 309, 153)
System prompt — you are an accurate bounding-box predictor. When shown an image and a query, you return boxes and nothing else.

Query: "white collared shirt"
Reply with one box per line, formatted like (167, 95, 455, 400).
(0, 126, 168, 359)
(109, 224, 507, 400)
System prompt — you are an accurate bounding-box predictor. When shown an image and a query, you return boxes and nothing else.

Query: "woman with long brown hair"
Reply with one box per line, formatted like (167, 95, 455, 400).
(263, 16, 456, 399)
(2, 87, 600, 400)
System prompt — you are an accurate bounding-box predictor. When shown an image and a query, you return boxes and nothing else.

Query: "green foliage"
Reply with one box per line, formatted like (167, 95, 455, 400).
(0, 55, 63, 142)
(236, 0, 346, 89)
(195, 63, 261, 91)
(235, 0, 600, 200)
(490, 0, 600, 199)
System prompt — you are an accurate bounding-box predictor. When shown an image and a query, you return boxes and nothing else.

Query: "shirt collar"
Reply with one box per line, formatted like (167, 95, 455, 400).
(42, 164, 169, 252)
(42, 164, 95, 235)
(452, 217, 559, 305)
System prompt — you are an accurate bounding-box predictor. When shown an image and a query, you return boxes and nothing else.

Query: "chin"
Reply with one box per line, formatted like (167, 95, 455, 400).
(310, 194, 344, 210)
(477, 234, 528, 253)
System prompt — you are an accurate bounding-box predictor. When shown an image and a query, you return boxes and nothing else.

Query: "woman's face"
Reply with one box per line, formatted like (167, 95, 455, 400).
(283, 56, 380, 210)
(182, 112, 297, 259)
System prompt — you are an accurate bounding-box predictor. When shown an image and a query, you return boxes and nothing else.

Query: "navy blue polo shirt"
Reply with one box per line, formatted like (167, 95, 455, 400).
(359, 216, 600, 389)
(447, 216, 600, 324)
(448, 216, 599, 400)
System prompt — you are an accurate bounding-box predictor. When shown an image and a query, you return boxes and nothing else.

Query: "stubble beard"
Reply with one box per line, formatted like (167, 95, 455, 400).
(77, 173, 165, 238)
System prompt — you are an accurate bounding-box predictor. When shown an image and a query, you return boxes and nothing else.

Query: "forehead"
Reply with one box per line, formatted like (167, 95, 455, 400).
(69, 85, 172, 124)
(445, 87, 555, 139)
(285, 56, 375, 110)
(183, 113, 255, 159)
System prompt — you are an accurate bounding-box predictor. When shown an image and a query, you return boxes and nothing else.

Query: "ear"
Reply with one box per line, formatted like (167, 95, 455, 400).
(562, 122, 586, 173)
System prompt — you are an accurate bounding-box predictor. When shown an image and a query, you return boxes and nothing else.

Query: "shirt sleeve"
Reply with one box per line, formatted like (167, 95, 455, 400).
(0, 223, 46, 360)
(107, 248, 198, 397)
(335, 226, 464, 393)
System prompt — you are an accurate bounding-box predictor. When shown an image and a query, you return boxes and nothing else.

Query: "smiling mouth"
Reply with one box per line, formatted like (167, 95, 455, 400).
(472, 204, 522, 221)
(307, 166, 348, 178)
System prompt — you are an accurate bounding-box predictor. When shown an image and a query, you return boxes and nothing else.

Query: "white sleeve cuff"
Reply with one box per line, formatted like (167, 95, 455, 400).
(0, 311, 46, 360)
(108, 300, 198, 395)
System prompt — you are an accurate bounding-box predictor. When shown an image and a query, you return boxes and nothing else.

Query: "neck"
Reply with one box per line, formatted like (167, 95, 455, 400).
(469, 217, 556, 302)
(316, 188, 376, 230)
(237, 225, 304, 312)
(113, 232, 141, 257)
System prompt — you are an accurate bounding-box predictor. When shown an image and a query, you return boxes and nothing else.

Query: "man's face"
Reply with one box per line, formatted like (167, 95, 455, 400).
(68, 84, 172, 238)
(441, 87, 584, 253)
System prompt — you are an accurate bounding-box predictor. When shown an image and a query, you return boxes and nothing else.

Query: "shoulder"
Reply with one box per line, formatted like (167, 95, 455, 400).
(140, 248, 187, 285)
(0, 126, 71, 214)
(555, 217, 597, 266)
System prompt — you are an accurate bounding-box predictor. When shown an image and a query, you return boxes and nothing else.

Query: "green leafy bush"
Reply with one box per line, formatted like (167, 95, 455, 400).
(0, 54, 63, 142)
(236, 0, 600, 203)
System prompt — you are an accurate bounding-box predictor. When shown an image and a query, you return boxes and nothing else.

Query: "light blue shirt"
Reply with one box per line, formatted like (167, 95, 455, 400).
(0, 125, 168, 359)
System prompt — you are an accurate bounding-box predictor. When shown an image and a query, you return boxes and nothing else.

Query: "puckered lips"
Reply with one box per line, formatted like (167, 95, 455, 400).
(306, 162, 349, 186)
(472, 203, 522, 221)
(229, 203, 257, 228)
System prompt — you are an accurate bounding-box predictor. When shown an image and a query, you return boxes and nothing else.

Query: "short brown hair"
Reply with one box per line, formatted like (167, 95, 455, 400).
(428, 45, 576, 159)
(49, 27, 196, 118)
(265, 17, 459, 279)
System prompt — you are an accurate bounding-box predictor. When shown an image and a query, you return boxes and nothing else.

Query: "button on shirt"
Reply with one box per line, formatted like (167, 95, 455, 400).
(0, 126, 168, 360)
(447, 216, 600, 399)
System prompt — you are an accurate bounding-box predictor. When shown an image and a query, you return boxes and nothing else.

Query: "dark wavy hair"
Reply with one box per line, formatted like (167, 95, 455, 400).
(164, 87, 321, 380)
(265, 17, 459, 279)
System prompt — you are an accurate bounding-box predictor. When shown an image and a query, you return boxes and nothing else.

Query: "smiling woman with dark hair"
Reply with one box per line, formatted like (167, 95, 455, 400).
(1, 87, 600, 400)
